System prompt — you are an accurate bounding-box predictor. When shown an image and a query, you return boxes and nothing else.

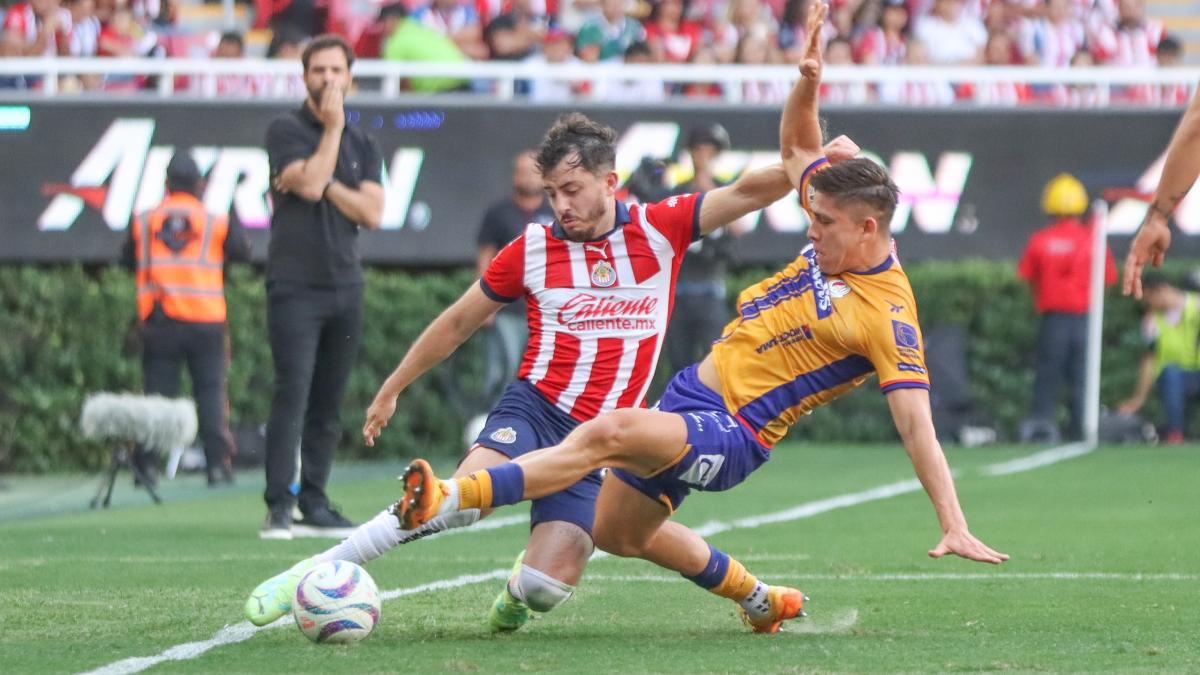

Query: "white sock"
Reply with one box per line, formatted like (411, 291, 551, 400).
(313, 506, 481, 565)
(438, 477, 461, 515)
(738, 581, 772, 621)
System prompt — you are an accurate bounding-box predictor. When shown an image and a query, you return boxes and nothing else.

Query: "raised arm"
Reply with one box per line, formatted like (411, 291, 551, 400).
(273, 87, 345, 202)
(886, 387, 1009, 565)
(1123, 89, 1200, 298)
(363, 282, 504, 445)
(696, 135, 861, 236)
(780, 0, 829, 187)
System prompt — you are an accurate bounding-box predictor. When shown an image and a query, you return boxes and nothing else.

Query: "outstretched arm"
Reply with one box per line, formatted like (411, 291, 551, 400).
(1123, 89, 1200, 298)
(363, 283, 504, 445)
(886, 387, 1009, 564)
(780, 0, 829, 187)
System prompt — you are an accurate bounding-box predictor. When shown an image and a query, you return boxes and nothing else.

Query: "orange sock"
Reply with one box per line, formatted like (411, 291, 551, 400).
(455, 471, 494, 510)
(710, 558, 759, 602)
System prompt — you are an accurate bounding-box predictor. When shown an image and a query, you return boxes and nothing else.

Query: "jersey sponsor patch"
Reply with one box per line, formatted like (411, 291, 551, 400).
(897, 362, 927, 374)
(828, 279, 851, 298)
(489, 427, 518, 444)
(892, 320, 920, 349)
(678, 453, 725, 488)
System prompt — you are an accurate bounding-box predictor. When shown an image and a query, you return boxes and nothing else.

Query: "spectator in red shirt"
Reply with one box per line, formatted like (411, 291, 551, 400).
(854, 0, 908, 65)
(644, 0, 702, 63)
(1017, 173, 1117, 442)
(2, 0, 71, 57)
(485, 0, 549, 61)
(354, 3, 406, 58)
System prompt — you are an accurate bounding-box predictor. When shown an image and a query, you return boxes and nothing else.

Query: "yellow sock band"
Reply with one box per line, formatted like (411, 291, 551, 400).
(456, 471, 494, 510)
(711, 558, 758, 602)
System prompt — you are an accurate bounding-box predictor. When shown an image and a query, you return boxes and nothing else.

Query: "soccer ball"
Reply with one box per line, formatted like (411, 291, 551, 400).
(292, 560, 381, 644)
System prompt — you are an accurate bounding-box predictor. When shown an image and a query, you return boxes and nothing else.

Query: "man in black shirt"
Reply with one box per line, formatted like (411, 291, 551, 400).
(261, 34, 384, 540)
(665, 123, 747, 374)
(474, 150, 555, 404)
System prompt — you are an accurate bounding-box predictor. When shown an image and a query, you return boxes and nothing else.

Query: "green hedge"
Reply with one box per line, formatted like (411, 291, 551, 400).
(0, 260, 1184, 472)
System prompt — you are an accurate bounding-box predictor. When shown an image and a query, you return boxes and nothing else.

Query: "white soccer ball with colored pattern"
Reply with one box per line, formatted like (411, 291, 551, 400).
(292, 560, 380, 644)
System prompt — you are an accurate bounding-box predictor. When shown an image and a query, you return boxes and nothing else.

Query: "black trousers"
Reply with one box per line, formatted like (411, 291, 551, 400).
(263, 281, 363, 512)
(141, 316, 234, 472)
(1030, 312, 1088, 440)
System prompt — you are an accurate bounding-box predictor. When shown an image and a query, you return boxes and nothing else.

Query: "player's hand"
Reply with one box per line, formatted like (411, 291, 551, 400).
(1122, 210, 1171, 299)
(363, 394, 398, 447)
(799, 1, 828, 80)
(318, 84, 346, 131)
(929, 529, 1009, 564)
(823, 134, 859, 164)
(1115, 398, 1143, 416)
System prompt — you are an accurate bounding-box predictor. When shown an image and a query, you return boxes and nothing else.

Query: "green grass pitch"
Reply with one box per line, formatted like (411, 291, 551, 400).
(1, 443, 1197, 673)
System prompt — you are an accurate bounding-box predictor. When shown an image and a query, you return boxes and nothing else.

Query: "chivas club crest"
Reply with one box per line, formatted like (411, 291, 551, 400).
(489, 427, 518, 444)
(590, 260, 616, 287)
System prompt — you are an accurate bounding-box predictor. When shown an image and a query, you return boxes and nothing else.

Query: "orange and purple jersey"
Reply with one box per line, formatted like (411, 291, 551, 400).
(711, 243, 929, 447)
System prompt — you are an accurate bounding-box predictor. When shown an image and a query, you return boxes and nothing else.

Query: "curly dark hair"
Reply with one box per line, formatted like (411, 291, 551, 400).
(535, 113, 618, 176)
(810, 157, 900, 227)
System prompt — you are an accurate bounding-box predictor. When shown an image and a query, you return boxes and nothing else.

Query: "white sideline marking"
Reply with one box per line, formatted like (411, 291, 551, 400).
(80, 624, 264, 675)
(583, 572, 1200, 583)
(981, 442, 1093, 476)
(80, 442, 1093, 675)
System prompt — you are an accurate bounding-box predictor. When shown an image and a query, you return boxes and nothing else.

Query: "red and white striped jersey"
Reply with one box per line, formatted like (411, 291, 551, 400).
(481, 195, 704, 421)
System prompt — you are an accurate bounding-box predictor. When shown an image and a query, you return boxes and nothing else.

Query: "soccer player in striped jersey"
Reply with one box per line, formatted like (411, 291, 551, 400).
(244, 114, 860, 629)
(392, 2, 1008, 634)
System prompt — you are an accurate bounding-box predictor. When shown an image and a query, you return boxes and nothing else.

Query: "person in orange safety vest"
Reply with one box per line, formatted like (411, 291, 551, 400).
(122, 151, 251, 487)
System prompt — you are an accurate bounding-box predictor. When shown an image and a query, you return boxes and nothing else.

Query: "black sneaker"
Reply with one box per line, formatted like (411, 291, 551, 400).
(260, 505, 293, 540)
(292, 504, 357, 539)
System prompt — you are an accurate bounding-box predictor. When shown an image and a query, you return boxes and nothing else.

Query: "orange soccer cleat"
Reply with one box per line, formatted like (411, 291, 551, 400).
(394, 459, 450, 530)
(742, 586, 808, 634)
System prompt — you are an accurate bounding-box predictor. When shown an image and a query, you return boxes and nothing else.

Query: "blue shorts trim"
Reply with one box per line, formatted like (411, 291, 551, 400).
(471, 380, 601, 534)
(612, 365, 769, 512)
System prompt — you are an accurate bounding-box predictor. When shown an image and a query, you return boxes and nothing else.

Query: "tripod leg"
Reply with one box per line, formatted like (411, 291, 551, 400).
(101, 446, 123, 508)
(126, 444, 164, 505)
(90, 459, 114, 509)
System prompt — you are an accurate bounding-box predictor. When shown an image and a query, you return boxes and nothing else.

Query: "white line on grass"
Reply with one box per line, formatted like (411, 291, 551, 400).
(78, 570, 514, 675)
(582, 572, 1200, 583)
(981, 442, 1093, 476)
(80, 442, 1094, 675)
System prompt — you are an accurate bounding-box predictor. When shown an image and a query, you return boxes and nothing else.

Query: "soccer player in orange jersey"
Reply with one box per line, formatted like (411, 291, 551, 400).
(388, 2, 1008, 633)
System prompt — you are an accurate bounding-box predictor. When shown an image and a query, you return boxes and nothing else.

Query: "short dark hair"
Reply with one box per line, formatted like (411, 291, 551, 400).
(301, 34, 355, 72)
(624, 41, 653, 59)
(218, 31, 244, 50)
(1158, 35, 1182, 57)
(809, 157, 900, 226)
(379, 3, 407, 20)
(535, 113, 617, 176)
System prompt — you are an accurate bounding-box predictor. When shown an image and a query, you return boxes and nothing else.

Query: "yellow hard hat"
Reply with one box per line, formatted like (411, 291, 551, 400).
(1041, 173, 1088, 216)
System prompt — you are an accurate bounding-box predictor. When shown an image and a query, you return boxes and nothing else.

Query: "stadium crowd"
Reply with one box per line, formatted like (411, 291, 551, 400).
(0, 0, 1190, 103)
